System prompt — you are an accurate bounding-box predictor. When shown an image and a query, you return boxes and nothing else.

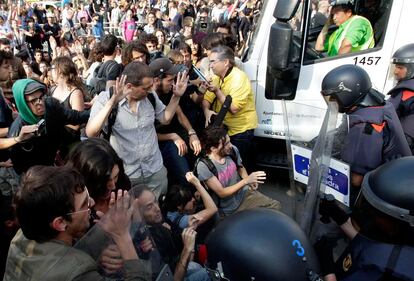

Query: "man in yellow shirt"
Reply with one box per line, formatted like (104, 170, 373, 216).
(201, 45, 258, 168)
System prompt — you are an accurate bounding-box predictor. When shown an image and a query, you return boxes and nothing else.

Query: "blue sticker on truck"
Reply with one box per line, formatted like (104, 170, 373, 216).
(294, 154, 348, 195)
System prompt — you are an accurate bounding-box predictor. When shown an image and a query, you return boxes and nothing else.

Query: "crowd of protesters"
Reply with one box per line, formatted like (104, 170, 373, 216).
(0, 0, 269, 280)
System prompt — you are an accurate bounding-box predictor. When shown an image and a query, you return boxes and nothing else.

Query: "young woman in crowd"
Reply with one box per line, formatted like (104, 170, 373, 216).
(121, 9, 137, 42)
(50, 56, 85, 157)
(161, 172, 217, 232)
(66, 138, 131, 217)
(154, 28, 170, 56)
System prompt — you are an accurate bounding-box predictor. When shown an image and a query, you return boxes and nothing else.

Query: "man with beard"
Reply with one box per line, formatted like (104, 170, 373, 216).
(149, 58, 201, 186)
(387, 43, 414, 154)
(195, 126, 281, 217)
(2, 165, 151, 281)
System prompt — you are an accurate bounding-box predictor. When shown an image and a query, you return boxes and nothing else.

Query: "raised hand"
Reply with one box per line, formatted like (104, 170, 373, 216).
(173, 71, 189, 97)
(204, 110, 217, 127)
(112, 75, 128, 103)
(186, 172, 200, 186)
(98, 190, 134, 241)
(181, 227, 197, 254)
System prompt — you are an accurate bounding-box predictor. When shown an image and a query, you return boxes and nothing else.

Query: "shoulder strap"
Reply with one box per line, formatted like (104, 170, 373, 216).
(147, 92, 156, 110)
(197, 157, 218, 178)
(194, 156, 222, 211)
(95, 61, 108, 78)
(105, 61, 120, 78)
(380, 245, 403, 280)
(104, 87, 118, 140)
(229, 147, 243, 168)
(68, 87, 80, 97)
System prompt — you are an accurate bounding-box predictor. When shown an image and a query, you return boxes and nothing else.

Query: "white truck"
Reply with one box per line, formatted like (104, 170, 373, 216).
(242, 0, 414, 167)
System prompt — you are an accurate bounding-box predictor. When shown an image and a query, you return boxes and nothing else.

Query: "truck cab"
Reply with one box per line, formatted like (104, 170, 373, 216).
(243, 0, 414, 167)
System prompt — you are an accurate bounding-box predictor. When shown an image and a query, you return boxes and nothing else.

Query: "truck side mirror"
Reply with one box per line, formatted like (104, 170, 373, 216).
(274, 0, 301, 21)
(266, 0, 301, 100)
(268, 21, 293, 70)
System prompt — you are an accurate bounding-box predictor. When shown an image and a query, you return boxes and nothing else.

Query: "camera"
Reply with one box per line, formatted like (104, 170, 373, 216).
(35, 119, 46, 136)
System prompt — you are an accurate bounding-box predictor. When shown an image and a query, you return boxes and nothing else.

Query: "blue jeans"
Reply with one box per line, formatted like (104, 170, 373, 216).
(230, 129, 254, 170)
(159, 140, 190, 186)
(185, 262, 211, 281)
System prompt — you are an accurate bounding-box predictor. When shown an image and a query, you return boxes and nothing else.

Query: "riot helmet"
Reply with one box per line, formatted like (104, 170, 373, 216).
(391, 43, 414, 81)
(205, 209, 321, 281)
(321, 65, 384, 113)
(353, 157, 414, 246)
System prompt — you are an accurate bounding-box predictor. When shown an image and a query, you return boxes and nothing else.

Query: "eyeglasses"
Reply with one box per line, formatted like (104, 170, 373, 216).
(26, 93, 46, 106)
(66, 189, 91, 216)
(209, 59, 222, 65)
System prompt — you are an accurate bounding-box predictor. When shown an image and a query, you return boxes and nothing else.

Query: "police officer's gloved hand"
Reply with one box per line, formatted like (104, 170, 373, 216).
(319, 194, 349, 225)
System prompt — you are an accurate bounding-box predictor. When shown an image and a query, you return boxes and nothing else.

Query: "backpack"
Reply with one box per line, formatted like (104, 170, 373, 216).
(102, 88, 157, 140)
(89, 60, 120, 98)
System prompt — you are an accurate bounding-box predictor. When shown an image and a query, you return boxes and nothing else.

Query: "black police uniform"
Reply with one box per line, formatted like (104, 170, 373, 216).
(341, 101, 412, 176)
(335, 234, 414, 280)
(387, 78, 414, 152)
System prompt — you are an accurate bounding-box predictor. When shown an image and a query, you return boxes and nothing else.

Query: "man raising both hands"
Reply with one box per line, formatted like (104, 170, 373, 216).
(86, 62, 189, 198)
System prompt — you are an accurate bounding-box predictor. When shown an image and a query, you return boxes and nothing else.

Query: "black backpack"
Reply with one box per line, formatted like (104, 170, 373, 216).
(102, 88, 157, 140)
(89, 60, 119, 98)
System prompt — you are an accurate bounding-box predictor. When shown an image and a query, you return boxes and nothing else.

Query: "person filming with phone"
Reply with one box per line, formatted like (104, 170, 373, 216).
(7, 79, 89, 174)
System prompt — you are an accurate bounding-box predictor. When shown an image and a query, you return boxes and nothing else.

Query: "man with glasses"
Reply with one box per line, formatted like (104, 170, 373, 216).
(7, 79, 89, 174)
(201, 45, 258, 170)
(3, 165, 151, 281)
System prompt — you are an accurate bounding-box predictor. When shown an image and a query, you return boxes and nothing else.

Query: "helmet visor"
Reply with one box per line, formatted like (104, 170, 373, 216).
(392, 58, 414, 64)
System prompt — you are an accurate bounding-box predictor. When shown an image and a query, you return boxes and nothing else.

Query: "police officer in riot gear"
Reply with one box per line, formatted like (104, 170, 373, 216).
(205, 209, 322, 281)
(321, 65, 411, 195)
(319, 157, 414, 280)
(387, 43, 414, 153)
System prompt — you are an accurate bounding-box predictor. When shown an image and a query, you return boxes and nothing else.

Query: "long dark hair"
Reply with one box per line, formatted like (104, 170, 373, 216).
(51, 56, 86, 94)
(66, 138, 131, 202)
(160, 184, 193, 215)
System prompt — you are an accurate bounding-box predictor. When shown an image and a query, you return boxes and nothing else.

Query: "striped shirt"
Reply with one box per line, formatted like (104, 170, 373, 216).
(90, 90, 166, 178)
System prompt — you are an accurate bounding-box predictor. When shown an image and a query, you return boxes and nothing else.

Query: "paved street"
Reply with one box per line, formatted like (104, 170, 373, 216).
(258, 167, 304, 220)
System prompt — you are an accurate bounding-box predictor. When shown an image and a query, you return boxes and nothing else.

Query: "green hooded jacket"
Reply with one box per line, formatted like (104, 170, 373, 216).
(12, 79, 42, 125)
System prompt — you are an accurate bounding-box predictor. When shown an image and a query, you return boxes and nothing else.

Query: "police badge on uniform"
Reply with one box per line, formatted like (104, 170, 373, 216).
(342, 253, 352, 272)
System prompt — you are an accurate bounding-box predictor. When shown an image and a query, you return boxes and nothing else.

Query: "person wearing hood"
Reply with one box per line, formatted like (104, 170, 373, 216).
(7, 79, 90, 174)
